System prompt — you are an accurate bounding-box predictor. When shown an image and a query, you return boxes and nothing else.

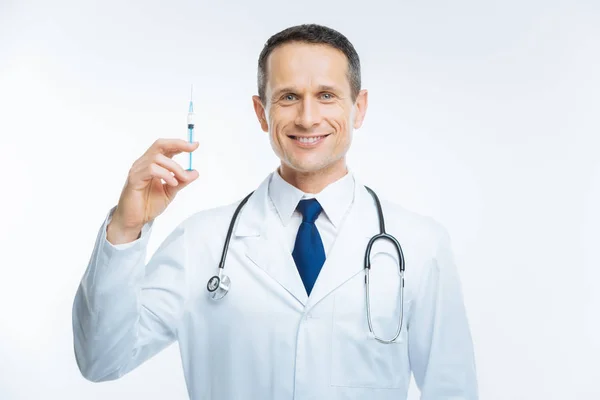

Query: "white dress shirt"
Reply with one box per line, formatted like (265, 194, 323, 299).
(268, 167, 355, 257)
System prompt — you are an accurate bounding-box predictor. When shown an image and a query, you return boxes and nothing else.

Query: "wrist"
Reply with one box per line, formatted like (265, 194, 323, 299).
(106, 218, 143, 245)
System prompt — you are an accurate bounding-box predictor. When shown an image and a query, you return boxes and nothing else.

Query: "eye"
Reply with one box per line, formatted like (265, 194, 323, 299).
(282, 94, 298, 101)
(320, 92, 335, 100)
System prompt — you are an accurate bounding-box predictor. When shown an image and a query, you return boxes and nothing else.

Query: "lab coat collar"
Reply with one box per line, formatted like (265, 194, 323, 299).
(268, 167, 355, 229)
(234, 169, 374, 310)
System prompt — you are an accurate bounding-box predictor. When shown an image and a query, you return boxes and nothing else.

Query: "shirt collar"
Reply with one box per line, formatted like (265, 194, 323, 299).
(268, 167, 355, 228)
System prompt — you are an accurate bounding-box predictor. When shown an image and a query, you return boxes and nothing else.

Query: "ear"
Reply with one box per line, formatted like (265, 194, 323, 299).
(352, 89, 368, 129)
(252, 95, 269, 132)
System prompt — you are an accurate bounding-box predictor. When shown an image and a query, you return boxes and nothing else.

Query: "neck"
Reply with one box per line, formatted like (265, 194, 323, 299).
(278, 159, 348, 194)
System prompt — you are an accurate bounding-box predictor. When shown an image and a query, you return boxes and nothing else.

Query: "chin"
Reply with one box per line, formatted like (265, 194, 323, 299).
(288, 158, 335, 174)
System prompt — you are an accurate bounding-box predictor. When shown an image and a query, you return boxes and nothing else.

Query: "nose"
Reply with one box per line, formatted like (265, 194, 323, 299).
(294, 97, 322, 130)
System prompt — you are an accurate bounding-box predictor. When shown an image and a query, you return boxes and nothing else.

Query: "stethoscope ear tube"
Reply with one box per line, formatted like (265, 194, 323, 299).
(365, 268, 405, 344)
(363, 187, 406, 343)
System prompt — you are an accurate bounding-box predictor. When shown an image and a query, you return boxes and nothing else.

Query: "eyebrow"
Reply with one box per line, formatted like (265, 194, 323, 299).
(271, 85, 339, 99)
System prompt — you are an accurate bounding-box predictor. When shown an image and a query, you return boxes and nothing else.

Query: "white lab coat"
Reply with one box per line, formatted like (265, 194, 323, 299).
(72, 171, 478, 399)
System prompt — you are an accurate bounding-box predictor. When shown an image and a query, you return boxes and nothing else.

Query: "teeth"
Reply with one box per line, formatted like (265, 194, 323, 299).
(297, 136, 323, 143)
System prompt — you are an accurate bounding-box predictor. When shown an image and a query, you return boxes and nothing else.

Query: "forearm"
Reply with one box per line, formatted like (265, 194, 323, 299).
(72, 209, 150, 382)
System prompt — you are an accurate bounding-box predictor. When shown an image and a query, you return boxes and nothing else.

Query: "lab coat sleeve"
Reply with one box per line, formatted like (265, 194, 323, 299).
(407, 223, 479, 399)
(72, 205, 189, 382)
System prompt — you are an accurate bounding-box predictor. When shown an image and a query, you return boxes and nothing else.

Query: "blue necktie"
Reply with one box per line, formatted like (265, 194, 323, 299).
(292, 199, 326, 296)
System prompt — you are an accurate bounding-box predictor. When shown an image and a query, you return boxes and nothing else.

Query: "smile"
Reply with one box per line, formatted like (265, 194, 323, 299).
(289, 134, 331, 147)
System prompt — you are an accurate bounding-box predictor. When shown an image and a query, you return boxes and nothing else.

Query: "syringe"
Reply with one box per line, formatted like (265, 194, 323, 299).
(187, 84, 195, 171)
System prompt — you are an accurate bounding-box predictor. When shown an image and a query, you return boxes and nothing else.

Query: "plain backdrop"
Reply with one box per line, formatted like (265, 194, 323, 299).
(1, 0, 599, 399)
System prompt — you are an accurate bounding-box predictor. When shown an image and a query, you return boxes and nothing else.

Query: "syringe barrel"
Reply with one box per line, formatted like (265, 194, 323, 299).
(187, 112, 195, 125)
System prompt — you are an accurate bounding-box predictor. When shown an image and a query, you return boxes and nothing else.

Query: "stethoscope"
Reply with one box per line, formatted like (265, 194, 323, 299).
(206, 186, 406, 344)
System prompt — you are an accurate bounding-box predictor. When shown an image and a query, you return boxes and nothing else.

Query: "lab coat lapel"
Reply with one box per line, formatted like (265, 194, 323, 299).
(305, 182, 375, 313)
(235, 173, 309, 306)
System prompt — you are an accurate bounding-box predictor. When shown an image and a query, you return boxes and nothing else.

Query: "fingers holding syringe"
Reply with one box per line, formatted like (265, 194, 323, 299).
(129, 138, 199, 188)
(152, 153, 196, 184)
(147, 138, 199, 157)
(134, 163, 180, 187)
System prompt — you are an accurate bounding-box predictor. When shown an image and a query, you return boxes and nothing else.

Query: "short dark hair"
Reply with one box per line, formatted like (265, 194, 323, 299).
(257, 23, 361, 105)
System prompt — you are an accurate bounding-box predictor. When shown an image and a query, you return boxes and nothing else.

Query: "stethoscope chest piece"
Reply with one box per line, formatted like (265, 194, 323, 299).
(207, 273, 231, 300)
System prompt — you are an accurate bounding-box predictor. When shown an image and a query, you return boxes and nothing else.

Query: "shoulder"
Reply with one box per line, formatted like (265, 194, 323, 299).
(373, 197, 456, 281)
(384, 198, 449, 237)
(176, 196, 248, 239)
(365, 190, 452, 260)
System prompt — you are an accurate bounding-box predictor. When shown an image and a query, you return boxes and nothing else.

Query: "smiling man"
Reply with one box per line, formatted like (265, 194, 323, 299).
(73, 23, 479, 400)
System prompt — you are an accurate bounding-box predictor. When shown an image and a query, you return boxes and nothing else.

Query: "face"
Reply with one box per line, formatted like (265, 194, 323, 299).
(252, 42, 368, 177)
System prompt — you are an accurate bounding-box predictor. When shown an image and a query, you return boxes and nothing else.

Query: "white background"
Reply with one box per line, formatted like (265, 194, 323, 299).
(1, 0, 599, 399)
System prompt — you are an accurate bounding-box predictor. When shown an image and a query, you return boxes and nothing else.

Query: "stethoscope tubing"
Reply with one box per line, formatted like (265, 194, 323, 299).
(207, 185, 406, 344)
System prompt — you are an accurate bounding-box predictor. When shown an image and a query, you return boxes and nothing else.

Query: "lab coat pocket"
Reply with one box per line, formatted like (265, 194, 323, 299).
(330, 250, 411, 389)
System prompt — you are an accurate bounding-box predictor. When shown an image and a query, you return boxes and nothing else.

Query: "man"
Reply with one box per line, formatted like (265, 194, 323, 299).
(72, 23, 478, 399)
